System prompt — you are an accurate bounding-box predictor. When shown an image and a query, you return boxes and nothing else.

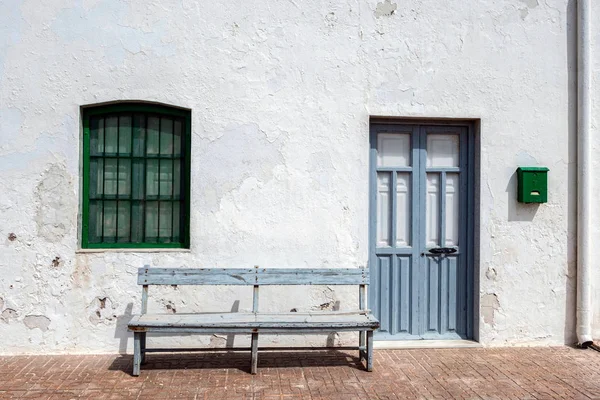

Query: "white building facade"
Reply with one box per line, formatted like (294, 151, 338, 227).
(0, 0, 598, 354)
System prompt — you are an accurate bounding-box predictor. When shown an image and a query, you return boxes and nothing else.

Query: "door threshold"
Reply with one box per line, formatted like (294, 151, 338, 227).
(374, 340, 481, 349)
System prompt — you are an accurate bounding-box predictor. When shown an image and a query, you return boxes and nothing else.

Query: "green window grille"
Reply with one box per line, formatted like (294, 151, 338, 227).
(82, 104, 191, 249)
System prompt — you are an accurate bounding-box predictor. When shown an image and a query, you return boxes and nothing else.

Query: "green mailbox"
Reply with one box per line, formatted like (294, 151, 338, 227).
(517, 167, 549, 203)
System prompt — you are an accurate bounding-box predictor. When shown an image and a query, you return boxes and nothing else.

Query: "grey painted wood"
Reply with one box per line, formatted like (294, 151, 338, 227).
(138, 267, 368, 285)
(253, 285, 259, 312)
(366, 330, 374, 372)
(359, 285, 366, 310)
(128, 312, 379, 330)
(143, 346, 364, 353)
(254, 268, 368, 285)
(251, 332, 258, 375)
(138, 268, 257, 285)
(141, 285, 148, 314)
(370, 123, 474, 340)
(130, 327, 377, 334)
(140, 332, 146, 364)
(131, 265, 379, 374)
(133, 332, 141, 376)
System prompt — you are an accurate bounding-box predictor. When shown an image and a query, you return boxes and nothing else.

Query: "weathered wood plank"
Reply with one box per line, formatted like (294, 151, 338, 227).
(141, 285, 148, 314)
(138, 267, 369, 286)
(132, 265, 379, 374)
(129, 327, 376, 333)
(133, 332, 141, 376)
(138, 268, 257, 285)
(128, 312, 380, 330)
(366, 330, 374, 372)
(143, 346, 362, 353)
(251, 332, 258, 374)
(255, 268, 368, 285)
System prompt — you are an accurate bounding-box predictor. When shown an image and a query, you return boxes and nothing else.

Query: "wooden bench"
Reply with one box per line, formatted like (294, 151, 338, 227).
(127, 266, 379, 376)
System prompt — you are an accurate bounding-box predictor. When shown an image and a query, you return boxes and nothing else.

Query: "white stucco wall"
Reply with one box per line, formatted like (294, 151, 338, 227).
(591, 1, 600, 341)
(0, 0, 595, 354)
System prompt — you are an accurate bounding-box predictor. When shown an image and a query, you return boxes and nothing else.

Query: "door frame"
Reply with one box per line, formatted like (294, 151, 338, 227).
(368, 117, 479, 340)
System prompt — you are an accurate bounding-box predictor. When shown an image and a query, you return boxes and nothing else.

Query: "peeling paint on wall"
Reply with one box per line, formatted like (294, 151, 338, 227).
(0, 0, 594, 354)
(35, 164, 75, 243)
(375, 0, 397, 18)
(519, 0, 539, 20)
(23, 315, 51, 331)
(89, 297, 117, 324)
(1, 309, 18, 323)
(481, 294, 500, 325)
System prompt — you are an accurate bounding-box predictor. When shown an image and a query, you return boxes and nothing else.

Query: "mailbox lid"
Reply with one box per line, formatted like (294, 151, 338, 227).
(517, 167, 550, 174)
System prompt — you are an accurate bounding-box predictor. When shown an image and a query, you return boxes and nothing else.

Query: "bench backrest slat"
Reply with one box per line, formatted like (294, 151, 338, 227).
(138, 267, 369, 286)
(139, 268, 256, 285)
(255, 268, 367, 285)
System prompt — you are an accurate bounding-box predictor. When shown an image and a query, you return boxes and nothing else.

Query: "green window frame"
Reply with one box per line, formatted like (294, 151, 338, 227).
(81, 103, 191, 249)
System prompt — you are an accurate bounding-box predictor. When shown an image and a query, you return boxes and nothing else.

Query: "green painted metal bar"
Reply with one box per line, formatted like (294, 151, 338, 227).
(115, 114, 120, 244)
(156, 117, 161, 242)
(101, 118, 106, 242)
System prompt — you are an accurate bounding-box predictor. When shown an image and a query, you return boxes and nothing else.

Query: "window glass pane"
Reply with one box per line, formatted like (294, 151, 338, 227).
(88, 200, 102, 243)
(118, 159, 131, 196)
(117, 201, 131, 241)
(146, 159, 159, 197)
(89, 158, 103, 198)
(103, 200, 117, 239)
(445, 173, 459, 246)
(97, 118, 105, 154)
(131, 200, 144, 243)
(427, 134, 459, 167)
(376, 172, 391, 247)
(132, 114, 145, 157)
(396, 172, 411, 247)
(104, 159, 118, 196)
(104, 116, 118, 154)
(160, 159, 173, 197)
(89, 117, 102, 156)
(173, 160, 181, 199)
(377, 133, 411, 167)
(118, 115, 132, 155)
(159, 202, 173, 241)
(172, 202, 181, 242)
(132, 159, 145, 200)
(160, 117, 173, 155)
(173, 119, 182, 156)
(145, 201, 159, 241)
(426, 173, 439, 247)
(146, 117, 160, 155)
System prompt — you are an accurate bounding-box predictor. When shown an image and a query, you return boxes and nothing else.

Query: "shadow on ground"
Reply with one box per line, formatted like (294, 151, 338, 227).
(108, 350, 364, 376)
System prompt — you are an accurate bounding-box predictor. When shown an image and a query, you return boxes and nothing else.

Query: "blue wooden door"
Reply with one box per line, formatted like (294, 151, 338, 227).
(369, 124, 474, 340)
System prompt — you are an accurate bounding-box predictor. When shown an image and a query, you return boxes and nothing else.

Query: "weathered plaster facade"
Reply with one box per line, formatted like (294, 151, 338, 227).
(0, 0, 598, 354)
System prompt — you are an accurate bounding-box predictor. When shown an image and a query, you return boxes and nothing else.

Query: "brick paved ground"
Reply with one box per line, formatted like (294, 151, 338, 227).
(0, 347, 599, 399)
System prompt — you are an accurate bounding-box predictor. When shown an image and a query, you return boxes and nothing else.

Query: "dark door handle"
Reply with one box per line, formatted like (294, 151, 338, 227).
(428, 247, 457, 255)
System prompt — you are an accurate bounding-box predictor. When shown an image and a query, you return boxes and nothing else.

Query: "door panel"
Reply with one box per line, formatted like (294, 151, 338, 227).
(369, 123, 473, 340)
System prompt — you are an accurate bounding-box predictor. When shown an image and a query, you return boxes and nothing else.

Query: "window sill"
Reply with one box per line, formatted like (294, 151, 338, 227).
(76, 248, 192, 254)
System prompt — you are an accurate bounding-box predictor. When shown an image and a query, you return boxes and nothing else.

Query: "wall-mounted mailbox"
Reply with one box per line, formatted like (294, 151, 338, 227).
(517, 167, 549, 203)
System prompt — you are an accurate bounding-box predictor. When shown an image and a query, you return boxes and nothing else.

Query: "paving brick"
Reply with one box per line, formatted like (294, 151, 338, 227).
(0, 348, 599, 399)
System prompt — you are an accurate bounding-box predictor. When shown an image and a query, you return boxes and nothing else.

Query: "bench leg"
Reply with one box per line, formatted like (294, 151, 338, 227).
(366, 330, 374, 372)
(251, 332, 259, 375)
(359, 331, 366, 361)
(133, 332, 142, 376)
(140, 332, 147, 364)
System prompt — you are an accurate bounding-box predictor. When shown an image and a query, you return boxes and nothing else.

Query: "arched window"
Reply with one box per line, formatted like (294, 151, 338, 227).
(81, 103, 190, 248)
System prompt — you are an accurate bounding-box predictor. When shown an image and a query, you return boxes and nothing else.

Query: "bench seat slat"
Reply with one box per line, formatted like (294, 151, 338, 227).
(128, 313, 380, 330)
